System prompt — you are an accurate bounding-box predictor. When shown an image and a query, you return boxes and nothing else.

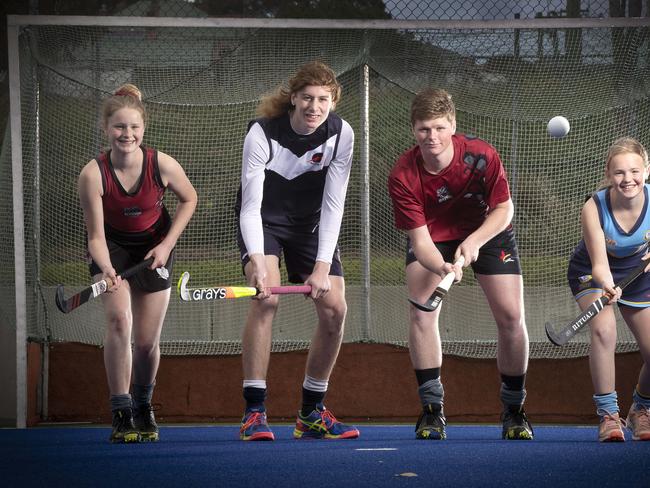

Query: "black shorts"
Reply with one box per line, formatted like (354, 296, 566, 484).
(406, 227, 522, 275)
(88, 238, 174, 293)
(568, 249, 650, 308)
(237, 224, 343, 284)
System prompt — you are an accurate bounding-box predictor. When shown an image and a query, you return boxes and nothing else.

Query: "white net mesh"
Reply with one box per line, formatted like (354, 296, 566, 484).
(4, 19, 649, 358)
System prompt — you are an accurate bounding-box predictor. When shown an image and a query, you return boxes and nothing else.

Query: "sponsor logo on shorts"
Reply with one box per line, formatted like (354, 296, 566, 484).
(577, 274, 593, 290)
(578, 274, 592, 284)
(499, 250, 514, 264)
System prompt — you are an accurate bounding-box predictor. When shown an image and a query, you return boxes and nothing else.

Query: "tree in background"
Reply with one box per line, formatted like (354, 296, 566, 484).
(196, 0, 391, 19)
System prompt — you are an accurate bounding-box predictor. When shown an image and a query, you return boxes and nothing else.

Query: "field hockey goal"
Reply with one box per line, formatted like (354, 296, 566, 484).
(4, 15, 650, 360)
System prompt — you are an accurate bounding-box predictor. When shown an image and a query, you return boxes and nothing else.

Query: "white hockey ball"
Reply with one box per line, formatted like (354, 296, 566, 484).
(547, 116, 570, 138)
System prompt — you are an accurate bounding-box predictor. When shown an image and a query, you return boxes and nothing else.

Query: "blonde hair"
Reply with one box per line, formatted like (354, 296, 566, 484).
(256, 61, 341, 119)
(101, 83, 147, 128)
(410, 88, 455, 126)
(597, 137, 649, 190)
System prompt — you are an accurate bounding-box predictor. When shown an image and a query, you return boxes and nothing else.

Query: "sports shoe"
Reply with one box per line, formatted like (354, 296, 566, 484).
(501, 405, 534, 440)
(598, 412, 625, 442)
(134, 403, 160, 442)
(415, 404, 446, 440)
(110, 408, 140, 443)
(626, 403, 650, 441)
(293, 404, 359, 439)
(240, 408, 274, 441)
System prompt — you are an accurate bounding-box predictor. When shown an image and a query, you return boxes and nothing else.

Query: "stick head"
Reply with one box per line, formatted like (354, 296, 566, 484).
(544, 322, 564, 346)
(177, 271, 191, 301)
(55, 284, 69, 313)
(408, 296, 438, 312)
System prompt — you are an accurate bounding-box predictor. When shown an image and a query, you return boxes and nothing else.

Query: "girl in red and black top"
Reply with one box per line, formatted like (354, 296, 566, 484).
(78, 84, 197, 443)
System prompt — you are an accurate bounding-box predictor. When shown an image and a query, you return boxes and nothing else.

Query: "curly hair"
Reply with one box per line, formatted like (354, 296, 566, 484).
(256, 61, 341, 119)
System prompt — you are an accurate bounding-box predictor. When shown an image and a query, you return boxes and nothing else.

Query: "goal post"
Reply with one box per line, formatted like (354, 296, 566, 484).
(5, 16, 650, 385)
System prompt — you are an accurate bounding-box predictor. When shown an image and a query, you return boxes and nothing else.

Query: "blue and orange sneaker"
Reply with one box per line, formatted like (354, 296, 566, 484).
(240, 408, 275, 441)
(293, 404, 359, 439)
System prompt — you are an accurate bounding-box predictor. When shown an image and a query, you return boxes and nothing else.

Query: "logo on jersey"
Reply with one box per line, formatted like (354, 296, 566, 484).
(308, 152, 324, 165)
(604, 236, 617, 248)
(463, 152, 486, 173)
(437, 186, 452, 203)
(644, 230, 650, 241)
(499, 250, 514, 264)
(123, 206, 142, 217)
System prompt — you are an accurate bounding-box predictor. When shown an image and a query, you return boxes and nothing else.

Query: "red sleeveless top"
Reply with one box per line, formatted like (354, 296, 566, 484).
(96, 145, 166, 234)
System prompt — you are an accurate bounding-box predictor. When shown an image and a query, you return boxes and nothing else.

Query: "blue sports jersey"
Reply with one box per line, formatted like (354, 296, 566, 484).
(594, 185, 650, 258)
(567, 184, 650, 307)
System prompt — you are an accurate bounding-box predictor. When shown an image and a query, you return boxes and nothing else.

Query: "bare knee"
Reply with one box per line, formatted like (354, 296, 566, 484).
(590, 324, 617, 349)
(105, 309, 131, 339)
(409, 308, 437, 333)
(254, 296, 280, 317)
(318, 301, 347, 336)
(133, 340, 159, 359)
(496, 312, 525, 336)
(246, 297, 280, 329)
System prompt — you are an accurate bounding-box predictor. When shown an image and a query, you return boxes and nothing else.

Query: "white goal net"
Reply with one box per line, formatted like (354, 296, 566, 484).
(4, 16, 650, 358)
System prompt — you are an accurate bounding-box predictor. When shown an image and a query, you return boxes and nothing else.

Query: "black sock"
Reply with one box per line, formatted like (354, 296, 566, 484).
(243, 387, 267, 411)
(132, 383, 154, 410)
(501, 373, 526, 391)
(301, 387, 326, 417)
(415, 368, 440, 386)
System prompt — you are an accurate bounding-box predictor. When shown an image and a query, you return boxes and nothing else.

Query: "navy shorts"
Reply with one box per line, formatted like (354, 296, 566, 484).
(88, 238, 174, 293)
(568, 251, 650, 308)
(237, 224, 343, 284)
(406, 227, 522, 275)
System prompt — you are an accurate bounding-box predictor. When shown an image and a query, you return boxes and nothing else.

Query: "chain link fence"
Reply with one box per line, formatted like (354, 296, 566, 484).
(2, 1, 647, 20)
(110, 1, 647, 20)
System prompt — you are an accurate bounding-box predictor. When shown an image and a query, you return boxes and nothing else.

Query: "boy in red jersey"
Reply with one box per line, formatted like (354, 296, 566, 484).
(388, 88, 533, 440)
(79, 84, 197, 443)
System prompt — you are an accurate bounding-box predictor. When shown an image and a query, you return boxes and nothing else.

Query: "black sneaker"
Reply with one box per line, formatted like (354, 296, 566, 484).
(134, 404, 160, 442)
(501, 405, 534, 440)
(110, 408, 140, 443)
(415, 404, 446, 440)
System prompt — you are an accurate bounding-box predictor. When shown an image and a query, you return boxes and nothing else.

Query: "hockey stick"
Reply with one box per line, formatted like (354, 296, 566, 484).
(55, 257, 159, 313)
(177, 271, 312, 302)
(545, 260, 648, 346)
(408, 255, 465, 312)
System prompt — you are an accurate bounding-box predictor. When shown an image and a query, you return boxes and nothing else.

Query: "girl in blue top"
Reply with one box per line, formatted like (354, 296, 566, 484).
(567, 137, 650, 442)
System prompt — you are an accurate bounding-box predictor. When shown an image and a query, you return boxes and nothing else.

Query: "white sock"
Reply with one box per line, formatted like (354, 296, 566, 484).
(243, 379, 267, 389)
(303, 375, 328, 392)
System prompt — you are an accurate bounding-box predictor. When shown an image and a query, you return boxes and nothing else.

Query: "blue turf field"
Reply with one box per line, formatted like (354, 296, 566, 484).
(1, 425, 648, 487)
